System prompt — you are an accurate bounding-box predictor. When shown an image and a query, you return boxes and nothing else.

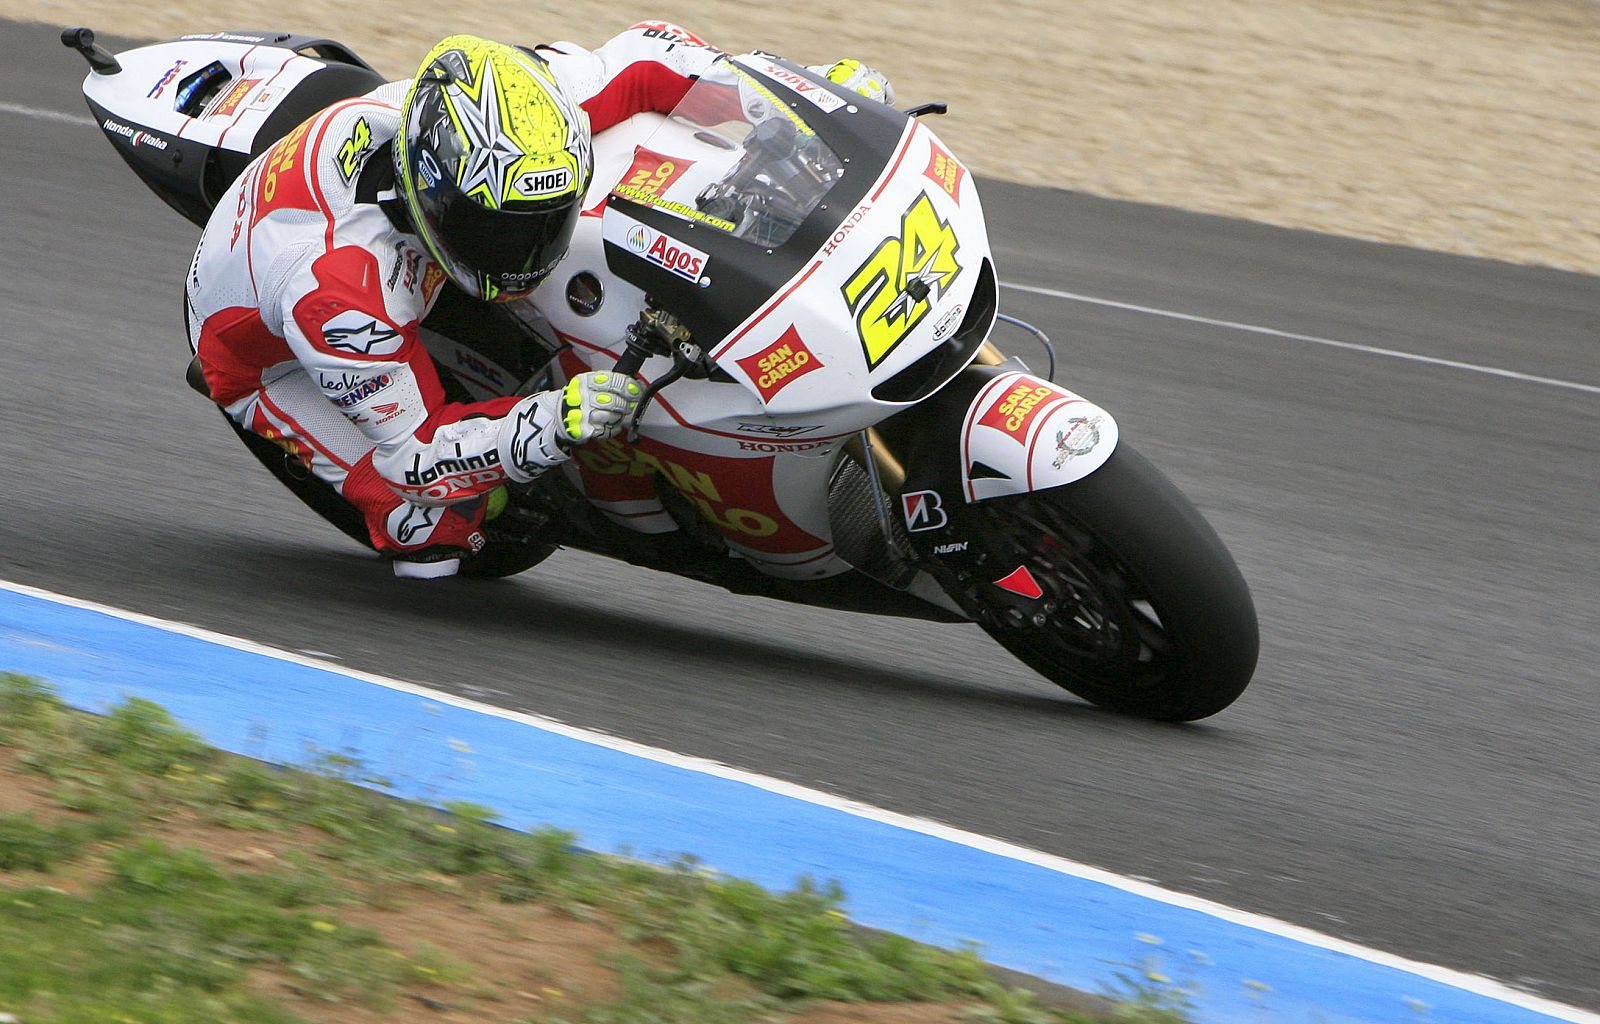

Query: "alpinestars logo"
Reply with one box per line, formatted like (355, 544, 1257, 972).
(900, 490, 949, 532)
(321, 312, 404, 356)
(388, 503, 440, 546)
(508, 398, 562, 473)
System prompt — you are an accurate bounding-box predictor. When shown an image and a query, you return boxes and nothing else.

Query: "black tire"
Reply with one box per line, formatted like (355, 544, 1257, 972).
(959, 443, 1258, 721)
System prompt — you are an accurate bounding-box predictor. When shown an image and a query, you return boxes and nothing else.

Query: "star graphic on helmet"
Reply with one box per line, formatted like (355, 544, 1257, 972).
(449, 63, 526, 204)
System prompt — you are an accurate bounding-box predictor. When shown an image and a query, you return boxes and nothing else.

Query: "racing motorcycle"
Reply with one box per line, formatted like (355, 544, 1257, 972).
(64, 27, 1259, 721)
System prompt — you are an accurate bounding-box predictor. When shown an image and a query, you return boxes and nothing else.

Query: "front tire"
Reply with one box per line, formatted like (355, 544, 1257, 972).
(956, 443, 1258, 721)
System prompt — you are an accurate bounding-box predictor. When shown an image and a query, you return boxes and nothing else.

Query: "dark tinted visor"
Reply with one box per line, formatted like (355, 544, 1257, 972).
(416, 180, 580, 286)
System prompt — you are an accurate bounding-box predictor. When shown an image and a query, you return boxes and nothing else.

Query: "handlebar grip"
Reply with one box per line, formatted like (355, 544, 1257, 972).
(613, 342, 650, 377)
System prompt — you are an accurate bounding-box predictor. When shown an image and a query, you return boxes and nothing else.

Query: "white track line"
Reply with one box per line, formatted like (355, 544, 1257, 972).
(1001, 281, 1600, 396)
(2, 101, 95, 127)
(2, 575, 1598, 1023)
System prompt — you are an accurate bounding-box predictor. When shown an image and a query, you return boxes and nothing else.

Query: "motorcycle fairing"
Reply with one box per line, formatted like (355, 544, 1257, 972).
(78, 32, 383, 226)
(590, 56, 997, 429)
(526, 59, 1002, 580)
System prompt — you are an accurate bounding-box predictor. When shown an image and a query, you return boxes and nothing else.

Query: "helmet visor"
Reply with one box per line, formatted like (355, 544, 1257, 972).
(413, 177, 580, 298)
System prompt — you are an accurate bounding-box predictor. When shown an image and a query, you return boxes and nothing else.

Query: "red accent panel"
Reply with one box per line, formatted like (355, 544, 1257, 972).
(196, 305, 295, 406)
(342, 452, 489, 553)
(252, 116, 317, 216)
(994, 566, 1044, 600)
(292, 247, 417, 361)
(582, 61, 698, 134)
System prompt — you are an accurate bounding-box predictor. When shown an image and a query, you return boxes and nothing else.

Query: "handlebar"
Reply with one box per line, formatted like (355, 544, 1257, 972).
(613, 341, 650, 378)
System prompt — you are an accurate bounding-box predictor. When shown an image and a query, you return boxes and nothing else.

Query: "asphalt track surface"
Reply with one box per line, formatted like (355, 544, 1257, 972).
(4, 20, 1599, 1012)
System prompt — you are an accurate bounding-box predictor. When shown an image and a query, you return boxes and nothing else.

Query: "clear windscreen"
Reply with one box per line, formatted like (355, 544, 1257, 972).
(608, 56, 845, 249)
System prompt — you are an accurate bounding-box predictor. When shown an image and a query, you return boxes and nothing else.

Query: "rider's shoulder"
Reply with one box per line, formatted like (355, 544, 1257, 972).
(611, 22, 718, 50)
(298, 98, 401, 203)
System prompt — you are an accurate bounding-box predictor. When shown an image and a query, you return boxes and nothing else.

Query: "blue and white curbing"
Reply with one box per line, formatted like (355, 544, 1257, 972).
(1, 578, 1594, 1024)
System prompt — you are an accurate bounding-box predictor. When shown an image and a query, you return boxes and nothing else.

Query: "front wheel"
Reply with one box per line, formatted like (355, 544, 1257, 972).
(951, 443, 1259, 721)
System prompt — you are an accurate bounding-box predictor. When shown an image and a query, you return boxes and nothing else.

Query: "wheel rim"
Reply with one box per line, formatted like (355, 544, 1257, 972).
(972, 498, 1177, 691)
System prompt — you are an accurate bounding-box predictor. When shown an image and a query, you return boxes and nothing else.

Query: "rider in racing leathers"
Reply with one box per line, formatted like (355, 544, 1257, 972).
(185, 22, 892, 578)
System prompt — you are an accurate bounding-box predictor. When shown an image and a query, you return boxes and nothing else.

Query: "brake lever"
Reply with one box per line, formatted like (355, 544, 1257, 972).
(614, 304, 697, 443)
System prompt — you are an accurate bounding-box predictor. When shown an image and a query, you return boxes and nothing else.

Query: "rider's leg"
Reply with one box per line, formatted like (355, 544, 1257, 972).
(222, 369, 487, 574)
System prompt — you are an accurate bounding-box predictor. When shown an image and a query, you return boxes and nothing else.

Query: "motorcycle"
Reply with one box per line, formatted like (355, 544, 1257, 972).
(64, 27, 1259, 721)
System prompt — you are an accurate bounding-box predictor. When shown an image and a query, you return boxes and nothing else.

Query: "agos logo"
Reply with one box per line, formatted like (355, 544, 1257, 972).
(624, 223, 709, 283)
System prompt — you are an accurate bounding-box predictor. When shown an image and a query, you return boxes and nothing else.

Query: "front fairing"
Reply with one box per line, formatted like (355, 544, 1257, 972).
(597, 54, 996, 427)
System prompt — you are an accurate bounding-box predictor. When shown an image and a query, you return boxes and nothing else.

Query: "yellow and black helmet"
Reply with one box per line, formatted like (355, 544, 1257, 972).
(395, 36, 592, 302)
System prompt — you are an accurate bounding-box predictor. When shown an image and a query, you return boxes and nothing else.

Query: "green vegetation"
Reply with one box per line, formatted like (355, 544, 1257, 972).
(0, 673, 1193, 1023)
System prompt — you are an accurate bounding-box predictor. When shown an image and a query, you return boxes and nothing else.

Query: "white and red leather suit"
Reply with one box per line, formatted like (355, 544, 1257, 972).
(185, 23, 725, 560)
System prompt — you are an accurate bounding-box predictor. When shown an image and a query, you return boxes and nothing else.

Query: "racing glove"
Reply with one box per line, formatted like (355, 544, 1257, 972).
(808, 59, 895, 105)
(495, 371, 643, 482)
(560, 371, 642, 444)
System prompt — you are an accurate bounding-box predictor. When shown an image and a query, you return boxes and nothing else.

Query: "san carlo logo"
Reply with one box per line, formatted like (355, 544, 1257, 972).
(841, 192, 962, 370)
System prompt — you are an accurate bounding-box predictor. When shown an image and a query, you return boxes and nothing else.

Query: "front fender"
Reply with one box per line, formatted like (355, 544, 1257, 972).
(955, 369, 1119, 500)
(884, 363, 1118, 552)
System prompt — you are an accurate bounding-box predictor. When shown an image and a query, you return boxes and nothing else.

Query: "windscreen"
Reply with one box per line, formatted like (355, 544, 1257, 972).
(608, 56, 845, 249)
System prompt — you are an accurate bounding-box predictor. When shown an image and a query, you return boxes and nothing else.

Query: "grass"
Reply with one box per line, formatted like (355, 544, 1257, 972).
(0, 672, 1194, 1023)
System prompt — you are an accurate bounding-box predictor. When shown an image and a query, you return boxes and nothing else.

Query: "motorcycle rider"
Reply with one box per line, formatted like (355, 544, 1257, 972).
(185, 22, 892, 578)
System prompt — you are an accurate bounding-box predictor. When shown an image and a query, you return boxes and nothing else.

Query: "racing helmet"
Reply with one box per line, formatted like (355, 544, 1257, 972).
(395, 35, 592, 302)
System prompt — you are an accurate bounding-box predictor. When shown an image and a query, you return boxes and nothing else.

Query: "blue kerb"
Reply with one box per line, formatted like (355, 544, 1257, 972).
(0, 586, 1575, 1024)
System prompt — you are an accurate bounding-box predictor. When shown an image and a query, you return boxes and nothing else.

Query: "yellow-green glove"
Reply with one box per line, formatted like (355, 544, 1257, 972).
(809, 59, 895, 105)
(560, 371, 643, 445)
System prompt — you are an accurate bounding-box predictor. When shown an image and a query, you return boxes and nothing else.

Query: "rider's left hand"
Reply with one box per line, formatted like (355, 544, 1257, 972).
(559, 371, 643, 445)
(809, 59, 895, 105)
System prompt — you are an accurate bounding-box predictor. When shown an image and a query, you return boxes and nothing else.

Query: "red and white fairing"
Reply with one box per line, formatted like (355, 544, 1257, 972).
(527, 57, 1006, 579)
(81, 34, 331, 156)
(959, 372, 1118, 501)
